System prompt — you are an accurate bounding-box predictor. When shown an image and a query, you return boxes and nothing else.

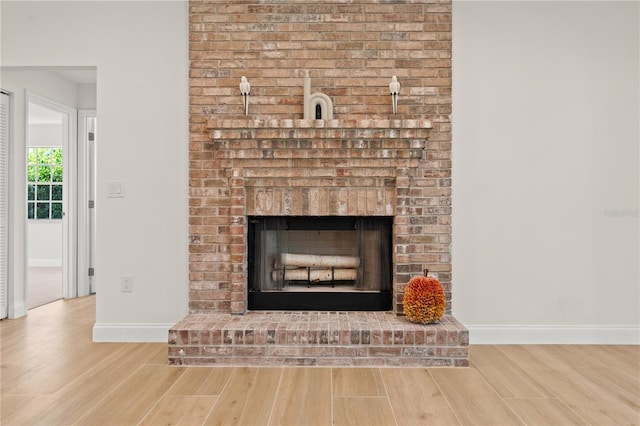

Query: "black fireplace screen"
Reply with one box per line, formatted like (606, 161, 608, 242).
(248, 216, 392, 310)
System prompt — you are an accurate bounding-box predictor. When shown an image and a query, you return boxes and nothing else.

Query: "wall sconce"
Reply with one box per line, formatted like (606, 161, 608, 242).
(389, 76, 400, 115)
(240, 76, 250, 115)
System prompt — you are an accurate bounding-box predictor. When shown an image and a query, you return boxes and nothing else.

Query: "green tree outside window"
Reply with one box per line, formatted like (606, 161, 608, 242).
(27, 147, 63, 220)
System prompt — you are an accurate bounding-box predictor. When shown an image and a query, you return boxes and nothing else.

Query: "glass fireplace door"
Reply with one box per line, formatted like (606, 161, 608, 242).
(248, 216, 392, 311)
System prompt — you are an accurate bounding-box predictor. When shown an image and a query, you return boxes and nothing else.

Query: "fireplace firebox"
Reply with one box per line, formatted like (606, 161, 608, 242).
(248, 216, 392, 311)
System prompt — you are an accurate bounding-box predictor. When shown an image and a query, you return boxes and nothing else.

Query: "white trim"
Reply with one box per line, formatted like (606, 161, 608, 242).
(467, 325, 640, 345)
(92, 323, 173, 342)
(8, 300, 27, 319)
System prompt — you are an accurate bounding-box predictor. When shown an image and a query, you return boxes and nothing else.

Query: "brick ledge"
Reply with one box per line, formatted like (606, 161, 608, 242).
(169, 313, 468, 367)
(207, 118, 432, 130)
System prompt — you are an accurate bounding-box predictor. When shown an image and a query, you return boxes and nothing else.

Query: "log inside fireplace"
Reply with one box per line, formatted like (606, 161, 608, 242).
(248, 216, 392, 311)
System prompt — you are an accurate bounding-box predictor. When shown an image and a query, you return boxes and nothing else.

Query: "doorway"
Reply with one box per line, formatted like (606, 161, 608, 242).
(26, 93, 77, 309)
(0, 67, 97, 318)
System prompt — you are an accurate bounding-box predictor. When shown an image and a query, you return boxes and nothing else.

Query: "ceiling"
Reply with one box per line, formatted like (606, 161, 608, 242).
(1, 66, 97, 85)
(54, 69, 97, 85)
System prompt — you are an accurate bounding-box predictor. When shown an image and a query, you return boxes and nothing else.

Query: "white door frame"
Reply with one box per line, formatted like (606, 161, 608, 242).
(77, 109, 96, 297)
(25, 91, 78, 299)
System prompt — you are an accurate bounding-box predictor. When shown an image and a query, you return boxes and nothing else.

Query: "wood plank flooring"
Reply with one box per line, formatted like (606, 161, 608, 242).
(1, 296, 638, 425)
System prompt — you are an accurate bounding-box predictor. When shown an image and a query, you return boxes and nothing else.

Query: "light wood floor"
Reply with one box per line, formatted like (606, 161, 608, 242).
(1, 296, 638, 426)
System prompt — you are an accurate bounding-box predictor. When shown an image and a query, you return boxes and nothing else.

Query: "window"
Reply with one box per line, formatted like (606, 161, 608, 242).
(27, 147, 63, 220)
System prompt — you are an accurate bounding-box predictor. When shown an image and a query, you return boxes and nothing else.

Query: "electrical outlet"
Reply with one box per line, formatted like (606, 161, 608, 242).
(121, 275, 134, 292)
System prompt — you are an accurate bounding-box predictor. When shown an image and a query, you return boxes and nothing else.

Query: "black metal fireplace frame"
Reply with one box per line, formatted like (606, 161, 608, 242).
(247, 216, 393, 311)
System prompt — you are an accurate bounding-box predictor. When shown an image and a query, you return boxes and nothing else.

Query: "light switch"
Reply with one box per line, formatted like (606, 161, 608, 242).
(108, 181, 125, 198)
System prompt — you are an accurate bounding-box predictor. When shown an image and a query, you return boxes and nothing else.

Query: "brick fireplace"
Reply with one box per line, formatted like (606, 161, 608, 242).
(170, 0, 468, 366)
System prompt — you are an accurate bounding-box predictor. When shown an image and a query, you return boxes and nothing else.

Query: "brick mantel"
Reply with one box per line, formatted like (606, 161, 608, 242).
(207, 119, 431, 161)
(205, 119, 433, 202)
(207, 118, 432, 129)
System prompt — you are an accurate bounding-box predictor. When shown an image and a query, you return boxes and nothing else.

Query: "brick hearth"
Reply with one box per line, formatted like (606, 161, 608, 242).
(169, 313, 468, 367)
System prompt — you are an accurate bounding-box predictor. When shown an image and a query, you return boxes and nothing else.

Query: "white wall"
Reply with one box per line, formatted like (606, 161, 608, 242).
(77, 84, 97, 110)
(452, 1, 639, 343)
(1, 1, 189, 338)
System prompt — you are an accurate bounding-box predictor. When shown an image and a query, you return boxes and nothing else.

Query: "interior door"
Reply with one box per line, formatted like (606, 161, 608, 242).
(88, 117, 96, 294)
(78, 110, 96, 296)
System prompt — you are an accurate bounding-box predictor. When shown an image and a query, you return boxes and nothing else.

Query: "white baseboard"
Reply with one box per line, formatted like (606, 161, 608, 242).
(467, 325, 640, 345)
(92, 323, 173, 342)
(8, 301, 27, 319)
(28, 259, 62, 267)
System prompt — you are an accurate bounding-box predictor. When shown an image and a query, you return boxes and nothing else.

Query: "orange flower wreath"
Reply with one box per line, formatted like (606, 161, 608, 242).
(403, 273, 445, 324)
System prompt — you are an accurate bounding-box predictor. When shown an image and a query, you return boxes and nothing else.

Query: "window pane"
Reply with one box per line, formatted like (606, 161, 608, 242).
(27, 165, 37, 182)
(51, 203, 63, 219)
(36, 203, 50, 219)
(38, 165, 51, 182)
(51, 148, 63, 165)
(36, 185, 50, 201)
(28, 184, 35, 201)
(51, 185, 63, 201)
(28, 148, 38, 164)
(37, 148, 51, 164)
(27, 202, 35, 219)
(52, 165, 63, 182)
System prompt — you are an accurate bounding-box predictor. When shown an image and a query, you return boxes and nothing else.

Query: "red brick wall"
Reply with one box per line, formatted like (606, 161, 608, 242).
(189, 0, 452, 314)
